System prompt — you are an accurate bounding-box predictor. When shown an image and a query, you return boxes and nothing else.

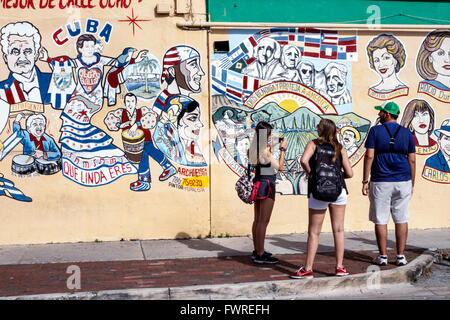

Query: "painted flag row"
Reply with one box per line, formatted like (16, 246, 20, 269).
(211, 64, 267, 104)
(217, 28, 357, 74)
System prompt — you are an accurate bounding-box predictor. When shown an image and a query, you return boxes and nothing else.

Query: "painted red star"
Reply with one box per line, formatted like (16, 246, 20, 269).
(118, 8, 151, 36)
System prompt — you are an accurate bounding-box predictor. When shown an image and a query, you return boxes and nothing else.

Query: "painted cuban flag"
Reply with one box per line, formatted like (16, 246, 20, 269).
(0, 174, 32, 202)
(48, 56, 76, 110)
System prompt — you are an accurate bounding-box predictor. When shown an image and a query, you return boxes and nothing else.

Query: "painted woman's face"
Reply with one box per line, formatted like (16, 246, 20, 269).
(79, 41, 96, 58)
(411, 110, 431, 135)
(429, 37, 450, 77)
(236, 138, 250, 156)
(372, 48, 397, 79)
(179, 107, 203, 141)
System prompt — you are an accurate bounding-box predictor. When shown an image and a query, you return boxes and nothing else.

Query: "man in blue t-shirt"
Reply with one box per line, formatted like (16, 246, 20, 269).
(362, 101, 416, 267)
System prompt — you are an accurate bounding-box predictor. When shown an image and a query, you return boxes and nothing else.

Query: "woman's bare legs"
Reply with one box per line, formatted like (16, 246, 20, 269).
(253, 198, 275, 256)
(329, 204, 346, 268)
(305, 208, 326, 270)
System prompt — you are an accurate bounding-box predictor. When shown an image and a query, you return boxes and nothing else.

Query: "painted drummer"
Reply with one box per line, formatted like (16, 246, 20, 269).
(13, 113, 61, 162)
(104, 93, 177, 191)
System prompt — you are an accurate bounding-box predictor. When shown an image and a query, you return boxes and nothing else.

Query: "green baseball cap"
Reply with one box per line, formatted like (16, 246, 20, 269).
(374, 101, 400, 116)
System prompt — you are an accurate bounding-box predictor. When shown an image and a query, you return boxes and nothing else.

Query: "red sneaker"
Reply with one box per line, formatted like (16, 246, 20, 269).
(335, 266, 349, 276)
(129, 180, 150, 191)
(159, 166, 177, 181)
(290, 266, 313, 279)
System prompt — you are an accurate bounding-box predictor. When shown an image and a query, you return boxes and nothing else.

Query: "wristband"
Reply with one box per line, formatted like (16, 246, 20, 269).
(279, 147, 287, 152)
(362, 180, 369, 184)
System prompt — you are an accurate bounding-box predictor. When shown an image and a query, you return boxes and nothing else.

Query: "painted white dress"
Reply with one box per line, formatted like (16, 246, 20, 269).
(59, 53, 137, 185)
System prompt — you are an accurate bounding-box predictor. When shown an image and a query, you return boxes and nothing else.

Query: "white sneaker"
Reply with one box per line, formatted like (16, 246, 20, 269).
(373, 255, 388, 266)
(396, 255, 408, 266)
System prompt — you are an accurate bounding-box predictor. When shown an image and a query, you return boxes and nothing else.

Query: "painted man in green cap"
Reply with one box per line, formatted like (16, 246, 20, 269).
(362, 101, 416, 267)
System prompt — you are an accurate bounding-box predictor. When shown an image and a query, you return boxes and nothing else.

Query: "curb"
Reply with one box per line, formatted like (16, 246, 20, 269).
(2, 250, 440, 300)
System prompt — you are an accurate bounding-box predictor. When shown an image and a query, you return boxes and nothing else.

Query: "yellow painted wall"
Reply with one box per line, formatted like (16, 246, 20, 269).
(209, 28, 450, 237)
(0, 1, 448, 245)
(0, 0, 211, 244)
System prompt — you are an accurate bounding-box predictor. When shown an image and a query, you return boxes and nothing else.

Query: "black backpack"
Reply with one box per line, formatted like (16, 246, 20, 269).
(309, 142, 344, 202)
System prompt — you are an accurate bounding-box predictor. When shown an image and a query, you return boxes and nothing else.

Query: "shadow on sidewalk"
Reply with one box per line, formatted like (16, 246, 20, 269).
(172, 232, 425, 278)
(174, 232, 248, 257)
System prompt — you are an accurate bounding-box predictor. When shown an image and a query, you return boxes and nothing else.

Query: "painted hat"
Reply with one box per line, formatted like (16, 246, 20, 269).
(374, 101, 400, 116)
(340, 126, 361, 142)
(161, 46, 200, 84)
(434, 119, 450, 138)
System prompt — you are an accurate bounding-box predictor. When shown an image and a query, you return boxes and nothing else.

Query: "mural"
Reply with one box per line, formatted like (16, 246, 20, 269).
(104, 92, 172, 191)
(0, 13, 447, 207)
(122, 53, 161, 101)
(211, 28, 356, 114)
(12, 113, 61, 176)
(45, 33, 149, 187)
(366, 34, 409, 100)
(0, 21, 49, 201)
(422, 119, 450, 184)
(417, 29, 450, 103)
(211, 28, 370, 195)
(152, 46, 207, 165)
(0, 16, 209, 201)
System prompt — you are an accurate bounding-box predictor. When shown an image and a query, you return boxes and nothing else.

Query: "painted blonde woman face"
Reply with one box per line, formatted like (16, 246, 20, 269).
(429, 37, 450, 77)
(411, 110, 431, 135)
(372, 48, 397, 79)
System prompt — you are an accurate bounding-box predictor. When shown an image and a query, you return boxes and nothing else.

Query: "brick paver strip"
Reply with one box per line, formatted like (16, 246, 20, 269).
(0, 249, 422, 297)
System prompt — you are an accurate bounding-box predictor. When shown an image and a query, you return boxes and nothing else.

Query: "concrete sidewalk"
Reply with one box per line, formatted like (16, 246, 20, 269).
(0, 228, 448, 299)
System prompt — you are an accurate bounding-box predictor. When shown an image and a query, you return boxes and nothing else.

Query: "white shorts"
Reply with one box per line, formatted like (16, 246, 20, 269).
(308, 189, 348, 210)
(369, 181, 412, 225)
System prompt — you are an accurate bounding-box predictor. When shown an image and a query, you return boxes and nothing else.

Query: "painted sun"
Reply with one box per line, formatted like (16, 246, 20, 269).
(279, 99, 300, 113)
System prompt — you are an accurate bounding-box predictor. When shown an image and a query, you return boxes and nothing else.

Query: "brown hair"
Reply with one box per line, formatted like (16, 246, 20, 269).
(400, 99, 435, 135)
(316, 118, 342, 162)
(76, 34, 97, 55)
(416, 29, 450, 80)
(248, 121, 273, 166)
(367, 34, 406, 73)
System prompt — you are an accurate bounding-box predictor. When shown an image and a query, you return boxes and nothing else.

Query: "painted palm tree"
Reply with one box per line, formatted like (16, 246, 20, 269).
(138, 57, 159, 93)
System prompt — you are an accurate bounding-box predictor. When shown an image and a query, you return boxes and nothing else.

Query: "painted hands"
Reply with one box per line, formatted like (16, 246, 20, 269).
(40, 47, 48, 62)
(135, 50, 148, 63)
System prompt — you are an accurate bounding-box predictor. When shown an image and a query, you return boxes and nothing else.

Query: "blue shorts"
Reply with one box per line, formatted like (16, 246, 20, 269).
(253, 175, 276, 201)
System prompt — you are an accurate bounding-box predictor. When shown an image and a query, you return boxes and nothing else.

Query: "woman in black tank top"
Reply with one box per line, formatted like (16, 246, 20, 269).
(248, 121, 287, 264)
(290, 119, 353, 278)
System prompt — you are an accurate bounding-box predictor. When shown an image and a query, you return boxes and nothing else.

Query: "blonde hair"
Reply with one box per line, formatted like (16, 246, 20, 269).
(367, 34, 406, 72)
(416, 29, 450, 80)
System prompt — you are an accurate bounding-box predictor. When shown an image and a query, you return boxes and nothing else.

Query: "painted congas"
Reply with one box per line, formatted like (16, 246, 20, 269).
(122, 128, 145, 164)
(35, 158, 61, 175)
(12, 155, 36, 175)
